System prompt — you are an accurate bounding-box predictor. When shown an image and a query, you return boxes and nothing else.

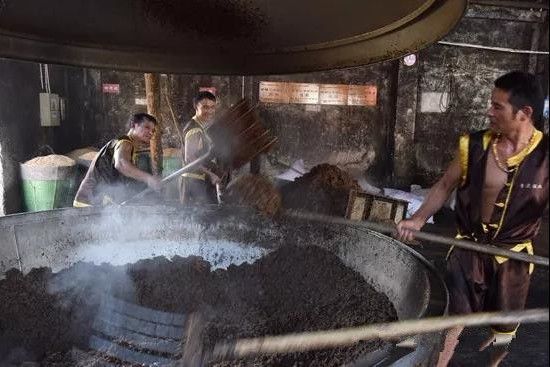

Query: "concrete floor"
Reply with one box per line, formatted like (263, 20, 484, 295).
(416, 209, 549, 366)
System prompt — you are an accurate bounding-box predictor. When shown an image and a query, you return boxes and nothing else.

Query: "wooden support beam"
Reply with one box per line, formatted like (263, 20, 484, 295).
(145, 73, 163, 176)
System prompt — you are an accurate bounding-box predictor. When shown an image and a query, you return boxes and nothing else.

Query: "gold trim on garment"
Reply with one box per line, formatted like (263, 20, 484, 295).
(182, 172, 206, 180)
(506, 129, 543, 167)
(459, 134, 469, 186)
(73, 200, 91, 208)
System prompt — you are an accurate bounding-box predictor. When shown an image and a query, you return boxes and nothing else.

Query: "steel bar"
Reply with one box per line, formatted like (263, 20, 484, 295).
(89, 335, 175, 366)
(92, 320, 180, 355)
(94, 310, 183, 340)
(100, 295, 186, 326)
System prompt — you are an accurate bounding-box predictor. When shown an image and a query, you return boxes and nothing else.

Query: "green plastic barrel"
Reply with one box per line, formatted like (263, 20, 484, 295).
(20, 159, 77, 212)
(162, 155, 182, 202)
(163, 156, 182, 177)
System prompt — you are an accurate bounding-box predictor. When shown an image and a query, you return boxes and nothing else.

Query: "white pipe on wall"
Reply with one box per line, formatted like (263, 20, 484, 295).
(438, 40, 549, 55)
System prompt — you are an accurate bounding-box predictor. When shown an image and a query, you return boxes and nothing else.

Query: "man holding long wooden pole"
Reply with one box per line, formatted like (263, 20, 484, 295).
(397, 71, 548, 366)
(179, 91, 228, 205)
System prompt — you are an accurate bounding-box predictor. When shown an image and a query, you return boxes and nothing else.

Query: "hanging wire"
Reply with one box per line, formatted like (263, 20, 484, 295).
(39, 64, 44, 91)
(48, 64, 51, 93)
(438, 41, 549, 55)
(44, 64, 51, 93)
(44, 64, 48, 93)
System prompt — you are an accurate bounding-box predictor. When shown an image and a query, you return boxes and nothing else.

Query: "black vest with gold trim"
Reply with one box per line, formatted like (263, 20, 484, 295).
(181, 118, 207, 180)
(74, 135, 149, 205)
(455, 129, 549, 248)
(181, 118, 219, 181)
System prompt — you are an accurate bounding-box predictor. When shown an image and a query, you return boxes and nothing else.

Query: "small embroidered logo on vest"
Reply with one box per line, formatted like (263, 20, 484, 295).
(519, 183, 543, 189)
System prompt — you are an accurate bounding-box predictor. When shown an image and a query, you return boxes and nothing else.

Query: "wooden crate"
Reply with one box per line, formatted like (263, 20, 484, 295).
(345, 189, 409, 224)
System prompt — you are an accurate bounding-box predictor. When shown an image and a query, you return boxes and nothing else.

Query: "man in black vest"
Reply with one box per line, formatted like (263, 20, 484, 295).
(180, 91, 227, 205)
(397, 71, 548, 366)
(74, 113, 162, 207)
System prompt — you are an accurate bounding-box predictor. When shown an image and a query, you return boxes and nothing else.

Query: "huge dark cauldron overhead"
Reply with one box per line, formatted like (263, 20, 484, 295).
(0, 0, 466, 74)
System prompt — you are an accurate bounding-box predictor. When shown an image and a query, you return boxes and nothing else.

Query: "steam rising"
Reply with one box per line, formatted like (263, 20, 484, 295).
(70, 239, 267, 270)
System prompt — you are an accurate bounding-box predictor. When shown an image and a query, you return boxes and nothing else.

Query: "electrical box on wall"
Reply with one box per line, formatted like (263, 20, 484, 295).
(39, 92, 61, 126)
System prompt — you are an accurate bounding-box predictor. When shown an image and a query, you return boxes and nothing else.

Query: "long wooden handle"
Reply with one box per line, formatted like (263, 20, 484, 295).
(210, 308, 549, 361)
(283, 210, 549, 267)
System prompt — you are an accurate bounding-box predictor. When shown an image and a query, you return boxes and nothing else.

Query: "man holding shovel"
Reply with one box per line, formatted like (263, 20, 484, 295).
(180, 91, 229, 205)
(397, 71, 548, 366)
(73, 113, 162, 207)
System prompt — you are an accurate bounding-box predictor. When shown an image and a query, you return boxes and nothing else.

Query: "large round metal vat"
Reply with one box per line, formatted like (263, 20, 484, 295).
(0, 205, 447, 365)
(0, 0, 466, 74)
